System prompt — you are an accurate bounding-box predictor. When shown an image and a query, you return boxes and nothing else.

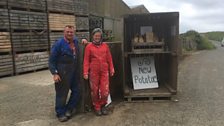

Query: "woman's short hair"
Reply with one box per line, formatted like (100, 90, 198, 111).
(92, 28, 103, 36)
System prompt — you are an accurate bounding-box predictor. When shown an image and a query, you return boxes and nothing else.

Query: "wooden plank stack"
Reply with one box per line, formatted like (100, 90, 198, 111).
(49, 31, 63, 47)
(0, 2, 13, 77)
(8, 0, 46, 11)
(47, 0, 89, 24)
(73, 1, 89, 16)
(0, 0, 7, 6)
(0, 32, 11, 53)
(11, 30, 48, 52)
(76, 16, 89, 31)
(49, 13, 76, 31)
(7, 0, 49, 75)
(0, 55, 13, 76)
(0, 32, 13, 76)
(49, 13, 75, 46)
(47, 0, 74, 13)
(47, 0, 89, 49)
(0, 8, 9, 29)
(74, 1, 89, 43)
(14, 52, 49, 73)
(10, 10, 47, 30)
(0, 0, 92, 77)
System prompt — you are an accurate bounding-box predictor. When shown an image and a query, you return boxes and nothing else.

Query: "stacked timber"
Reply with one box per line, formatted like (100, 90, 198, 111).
(47, 0, 74, 13)
(49, 13, 76, 31)
(75, 16, 89, 31)
(14, 51, 49, 74)
(0, 0, 7, 6)
(10, 10, 48, 30)
(0, 33, 13, 76)
(49, 32, 63, 47)
(49, 13, 75, 47)
(73, 0, 89, 16)
(0, 32, 11, 53)
(0, 54, 13, 76)
(0, 3, 13, 77)
(8, 0, 46, 11)
(0, 8, 9, 29)
(8, 0, 49, 74)
(11, 31, 48, 52)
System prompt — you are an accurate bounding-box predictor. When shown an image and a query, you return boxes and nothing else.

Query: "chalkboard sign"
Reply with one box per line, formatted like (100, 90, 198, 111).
(130, 56, 159, 90)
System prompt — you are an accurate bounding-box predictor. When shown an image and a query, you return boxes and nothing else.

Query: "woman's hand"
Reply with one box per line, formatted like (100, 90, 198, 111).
(83, 75, 89, 80)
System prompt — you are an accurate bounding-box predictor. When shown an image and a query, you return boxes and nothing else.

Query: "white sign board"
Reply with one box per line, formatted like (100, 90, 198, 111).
(106, 94, 112, 106)
(130, 56, 159, 90)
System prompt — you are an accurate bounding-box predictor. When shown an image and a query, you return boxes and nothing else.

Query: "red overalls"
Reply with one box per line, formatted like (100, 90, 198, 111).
(83, 42, 114, 111)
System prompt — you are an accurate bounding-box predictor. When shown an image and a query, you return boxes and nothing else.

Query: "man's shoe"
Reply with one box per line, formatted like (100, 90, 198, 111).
(95, 110, 102, 116)
(101, 106, 109, 115)
(58, 115, 68, 122)
(65, 109, 76, 118)
(65, 111, 72, 118)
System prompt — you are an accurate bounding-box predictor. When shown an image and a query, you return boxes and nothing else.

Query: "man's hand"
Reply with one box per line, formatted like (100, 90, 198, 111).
(83, 75, 88, 80)
(53, 74, 61, 83)
(81, 39, 89, 45)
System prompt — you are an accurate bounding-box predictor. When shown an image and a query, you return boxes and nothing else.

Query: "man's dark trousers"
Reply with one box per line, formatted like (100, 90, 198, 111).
(55, 60, 79, 117)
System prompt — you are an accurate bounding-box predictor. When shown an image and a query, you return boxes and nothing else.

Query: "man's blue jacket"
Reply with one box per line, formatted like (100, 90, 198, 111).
(49, 37, 79, 75)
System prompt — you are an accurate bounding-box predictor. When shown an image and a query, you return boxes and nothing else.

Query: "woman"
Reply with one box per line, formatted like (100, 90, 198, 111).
(83, 28, 115, 116)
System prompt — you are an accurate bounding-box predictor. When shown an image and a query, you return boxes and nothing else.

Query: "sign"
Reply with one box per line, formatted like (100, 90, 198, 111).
(106, 94, 112, 106)
(130, 56, 159, 90)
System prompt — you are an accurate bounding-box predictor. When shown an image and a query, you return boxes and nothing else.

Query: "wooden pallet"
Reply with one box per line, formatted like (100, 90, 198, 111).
(47, 0, 74, 13)
(0, 32, 11, 53)
(0, 0, 7, 6)
(14, 51, 49, 74)
(10, 10, 47, 30)
(0, 8, 9, 29)
(49, 31, 63, 47)
(0, 54, 13, 77)
(132, 42, 165, 52)
(124, 96, 171, 102)
(74, 0, 88, 2)
(76, 16, 89, 31)
(11, 31, 49, 52)
(49, 13, 76, 31)
(124, 85, 172, 102)
(8, 0, 46, 11)
(74, 1, 89, 16)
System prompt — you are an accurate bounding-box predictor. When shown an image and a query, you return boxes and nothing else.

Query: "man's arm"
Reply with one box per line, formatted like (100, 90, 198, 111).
(81, 38, 90, 45)
(49, 41, 62, 83)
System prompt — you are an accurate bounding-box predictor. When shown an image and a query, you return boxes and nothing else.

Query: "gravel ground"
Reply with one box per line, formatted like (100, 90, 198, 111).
(1, 41, 224, 126)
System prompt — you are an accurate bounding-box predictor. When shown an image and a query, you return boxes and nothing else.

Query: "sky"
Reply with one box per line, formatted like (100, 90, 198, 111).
(123, 0, 224, 33)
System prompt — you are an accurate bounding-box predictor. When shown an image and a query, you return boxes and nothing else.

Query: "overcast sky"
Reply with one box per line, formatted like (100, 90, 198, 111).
(123, 0, 224, 33)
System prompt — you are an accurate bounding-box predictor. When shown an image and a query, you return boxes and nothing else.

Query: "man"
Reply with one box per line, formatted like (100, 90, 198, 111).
(49, 25, 87, 122)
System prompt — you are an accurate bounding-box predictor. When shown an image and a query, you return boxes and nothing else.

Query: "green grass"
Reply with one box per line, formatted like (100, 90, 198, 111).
(181, 30, 216, 51)
(202, 31, 224, 42)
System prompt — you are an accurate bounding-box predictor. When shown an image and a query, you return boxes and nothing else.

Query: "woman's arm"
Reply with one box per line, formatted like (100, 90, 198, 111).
(83, 45, 91, 79)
